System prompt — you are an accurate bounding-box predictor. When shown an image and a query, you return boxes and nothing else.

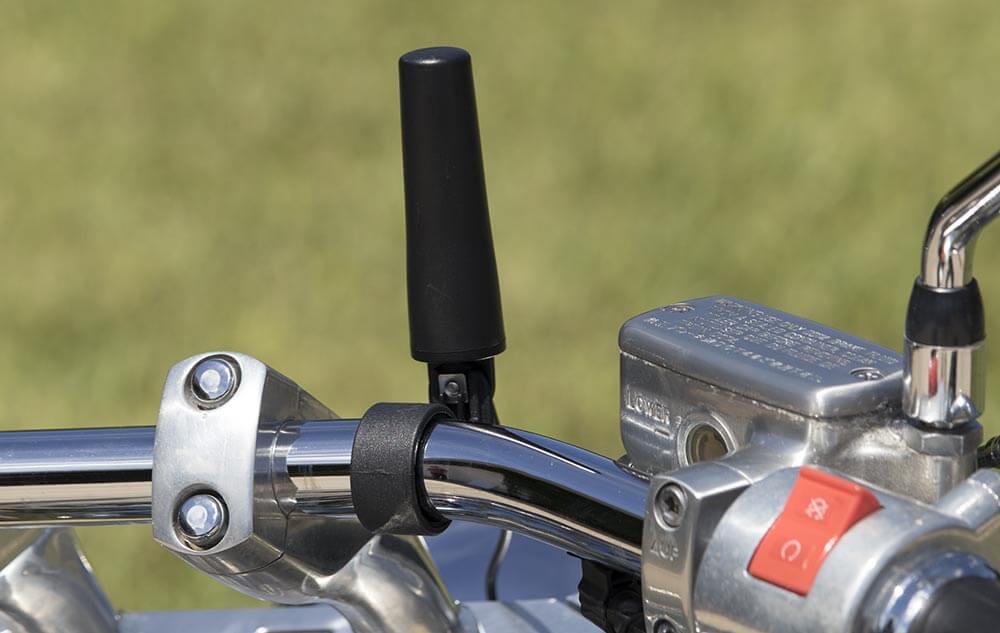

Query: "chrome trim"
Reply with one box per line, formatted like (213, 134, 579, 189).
(867, 551, 998, 633)
(0, 426, 153, 526)
(902, 339, 985, 427)
(922, 152, 1000, 289)
(904, 152, 1000, 428)
(0, 529, 118, 633)
(0, 420, 648, 573)
(285, 419, 357, 516)
(422, 422, 647, 573)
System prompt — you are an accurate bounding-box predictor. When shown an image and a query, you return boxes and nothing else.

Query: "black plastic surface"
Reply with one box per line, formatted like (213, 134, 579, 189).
(578, 560, 645, 633)
(905, 278, 985, 346)
(428, 359, 498, 425)
(350, 402, 452, 535)
(400, 46, 506, 363)
(911, 576, 1000, 633)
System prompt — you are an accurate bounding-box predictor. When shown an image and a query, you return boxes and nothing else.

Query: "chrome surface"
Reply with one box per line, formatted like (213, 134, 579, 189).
(0, 527, 585, 633)
(935, 468, 1000, 531)
(285, 418, 357, 516)
(0, 529, 118, 633)
(903, 339, 985, 428)
(0, 425, 153, 526)
(464, 598, 597, 633)
(920, 151, 1000, 289)
(422, 421, 647, 574)
(176, 492, 227, 549)
(0, 422, 358, 527)
(620, 296, 903, 420)
(152, 352, 353, 577)
(899, 418, 982, 465)
(685, 466, 1000, 633)
(903, 152, 1000, 428)
(189, 355, 239, 406)
(118, 604, 352, 633)
(0, 417, 647, 576)
(866, 551, 998, 633)
(643, 463, 749, 633)
(318, 534, 465, 633)
(292, 419, 648, 574)
(118, 598, 595, 633)
(154, 353, 460, 633)
(618, 296, 982, 504)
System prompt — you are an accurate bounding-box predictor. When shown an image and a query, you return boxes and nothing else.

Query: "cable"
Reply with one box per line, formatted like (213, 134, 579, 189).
(977, 435, 1000, 469)
(485, 528, 512, 600)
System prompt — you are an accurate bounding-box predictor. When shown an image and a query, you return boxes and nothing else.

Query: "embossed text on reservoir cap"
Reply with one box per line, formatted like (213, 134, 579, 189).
(619, 296, 903, 418)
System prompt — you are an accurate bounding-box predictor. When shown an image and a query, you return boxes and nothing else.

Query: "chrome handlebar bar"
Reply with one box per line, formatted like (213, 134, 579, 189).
(0, 420, 646, 573)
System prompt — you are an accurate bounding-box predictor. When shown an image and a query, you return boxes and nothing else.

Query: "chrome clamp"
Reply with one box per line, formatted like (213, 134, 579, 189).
(151, 352, 469, 633)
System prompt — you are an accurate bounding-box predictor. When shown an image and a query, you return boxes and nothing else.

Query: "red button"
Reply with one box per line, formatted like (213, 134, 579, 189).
(747, 467, 881, 595)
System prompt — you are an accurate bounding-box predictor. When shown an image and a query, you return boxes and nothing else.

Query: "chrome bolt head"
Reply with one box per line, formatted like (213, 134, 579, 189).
(176, 492, 227, 549)
(656, 484, 687, 529)
(190, 356, 239, 407)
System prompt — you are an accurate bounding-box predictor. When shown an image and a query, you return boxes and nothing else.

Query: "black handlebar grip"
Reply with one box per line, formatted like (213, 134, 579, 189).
(400, 46, 505, 364)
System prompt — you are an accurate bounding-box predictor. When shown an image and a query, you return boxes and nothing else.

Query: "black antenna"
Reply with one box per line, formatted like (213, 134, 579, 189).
(400, 46, 504, 424)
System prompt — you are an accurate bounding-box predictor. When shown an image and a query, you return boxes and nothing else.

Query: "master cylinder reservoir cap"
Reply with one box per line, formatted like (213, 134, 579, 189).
(619, 296, 904, 419)
(904, 150, 1000, 428)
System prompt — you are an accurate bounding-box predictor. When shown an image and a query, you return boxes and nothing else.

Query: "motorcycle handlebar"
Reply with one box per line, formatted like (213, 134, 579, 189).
(0, 420, 646, 573)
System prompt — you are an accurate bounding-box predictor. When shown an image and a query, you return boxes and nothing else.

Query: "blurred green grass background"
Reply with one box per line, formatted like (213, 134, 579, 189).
(2, 0, 1000, 611)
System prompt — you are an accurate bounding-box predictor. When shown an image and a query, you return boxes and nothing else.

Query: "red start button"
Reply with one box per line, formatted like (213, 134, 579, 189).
(747, 467, 881, 596)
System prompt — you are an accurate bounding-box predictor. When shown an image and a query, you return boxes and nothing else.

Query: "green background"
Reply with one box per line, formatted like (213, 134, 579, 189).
(1, 0, 999, 611)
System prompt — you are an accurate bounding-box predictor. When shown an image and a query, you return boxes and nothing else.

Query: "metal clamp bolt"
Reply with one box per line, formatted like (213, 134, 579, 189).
(437, 373, 468, 404)
(189, 356, 239, 408)
(176, 492, 227, 549)
(656, 484, 687, 529)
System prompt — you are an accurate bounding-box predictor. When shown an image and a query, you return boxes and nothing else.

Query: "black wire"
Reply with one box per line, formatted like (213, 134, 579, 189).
(485, 528, 513, 601)
(978, 435, 1000, 469)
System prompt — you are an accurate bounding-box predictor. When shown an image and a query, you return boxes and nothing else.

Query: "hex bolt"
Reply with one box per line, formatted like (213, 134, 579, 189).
(657, 484, 687, 529)
(190, 356, 239, 407)
(176, 492, 227, 549)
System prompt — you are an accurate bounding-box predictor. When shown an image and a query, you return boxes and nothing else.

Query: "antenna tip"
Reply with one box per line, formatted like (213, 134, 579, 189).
(400, 46, 470, 68)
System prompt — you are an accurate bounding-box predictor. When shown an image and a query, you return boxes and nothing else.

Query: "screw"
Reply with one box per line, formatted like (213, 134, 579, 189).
(176, 492, 227, 549)
(190, 356, 239, 407)
(438, 373, 467, 404)
(443, 380, 463, 399)
(654, 620, 678, 633)
(656, 484, 687, 529)
(666, 303, 694, 313)
(851, 367, 884, 381)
